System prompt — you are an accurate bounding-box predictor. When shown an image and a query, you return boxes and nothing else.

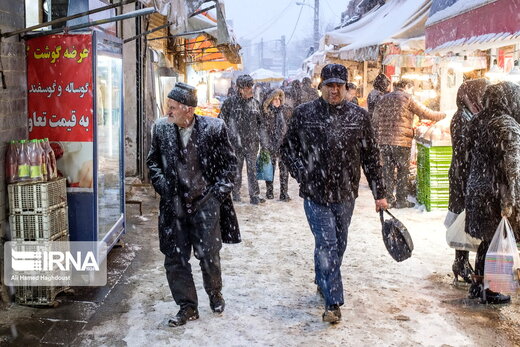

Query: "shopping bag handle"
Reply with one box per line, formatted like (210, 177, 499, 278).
(380, 209, 396, 224)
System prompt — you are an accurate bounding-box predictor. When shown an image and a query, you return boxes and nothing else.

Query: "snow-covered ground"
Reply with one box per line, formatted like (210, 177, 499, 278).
(79, 175, 520, 346)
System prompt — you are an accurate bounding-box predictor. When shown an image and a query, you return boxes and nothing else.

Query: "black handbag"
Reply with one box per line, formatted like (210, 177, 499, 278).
(380, 209, 414, 262)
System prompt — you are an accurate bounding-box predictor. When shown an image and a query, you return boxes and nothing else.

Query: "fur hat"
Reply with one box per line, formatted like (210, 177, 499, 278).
(167, 82, 198, 107)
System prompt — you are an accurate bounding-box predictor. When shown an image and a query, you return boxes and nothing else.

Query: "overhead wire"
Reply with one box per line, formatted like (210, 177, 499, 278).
(286, 2, 305, 45)
(241, 1, 293, 40)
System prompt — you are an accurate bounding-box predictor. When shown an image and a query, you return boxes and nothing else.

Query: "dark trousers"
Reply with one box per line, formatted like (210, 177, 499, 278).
(380, 145, 411, 203)
(265, 153, 289, 196)
(303, 198, 355, 307)
(233, 148, 260, 200)
(164, 197, 223, 309)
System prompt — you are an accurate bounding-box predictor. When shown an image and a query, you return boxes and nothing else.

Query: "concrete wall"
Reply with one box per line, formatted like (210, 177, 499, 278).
(0, 0, 28, 301)
(122, 3, 138, 177)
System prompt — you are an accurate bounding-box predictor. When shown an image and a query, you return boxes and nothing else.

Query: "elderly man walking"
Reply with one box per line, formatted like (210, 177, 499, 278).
(281, 64, 387, 324)
(147, 82, 240, 327)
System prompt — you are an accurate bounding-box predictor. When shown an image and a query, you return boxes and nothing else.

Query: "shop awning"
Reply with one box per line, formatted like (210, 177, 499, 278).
(426, 0, 520, 53)
(168, 1, 241, 71)
(185, 34, 241, 71)
(323, 0, 432, 61)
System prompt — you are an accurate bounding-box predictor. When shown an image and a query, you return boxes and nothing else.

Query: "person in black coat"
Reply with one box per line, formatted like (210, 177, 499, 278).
(463, 81, 520, 305)
(346, 82, 359, 105)
(367, 73, 390, 116)
(219, 74, 265, 205)
(260, 88, 292, 201)
(444, 78, 489, 284)
(147, 82, 240, 327)
(281, 64, 387, 324)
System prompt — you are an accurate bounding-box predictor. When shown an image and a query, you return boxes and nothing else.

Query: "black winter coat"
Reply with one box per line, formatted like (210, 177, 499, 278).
(219, 95, 262, 153)
(147, 115, 240, 257)
(465, 82, 520, 241)
(281, 97, 386, 204)
(448, 79, 489, 214)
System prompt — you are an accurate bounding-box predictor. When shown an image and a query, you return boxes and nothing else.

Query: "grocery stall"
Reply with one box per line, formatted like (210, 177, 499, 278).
(414, 118, 452, 211)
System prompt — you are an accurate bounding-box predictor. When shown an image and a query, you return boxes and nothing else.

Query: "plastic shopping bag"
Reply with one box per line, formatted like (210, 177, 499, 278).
(445, 211, 481, 252)
(256, 150, 274, 181)
(484, 217, 520, 294)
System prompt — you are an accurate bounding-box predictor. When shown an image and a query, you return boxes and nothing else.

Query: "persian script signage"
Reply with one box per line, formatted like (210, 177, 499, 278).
(27, 34, 93, 142)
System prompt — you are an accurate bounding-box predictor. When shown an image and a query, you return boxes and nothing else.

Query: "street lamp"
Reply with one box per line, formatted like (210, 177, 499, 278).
(295, 0, 319, 51)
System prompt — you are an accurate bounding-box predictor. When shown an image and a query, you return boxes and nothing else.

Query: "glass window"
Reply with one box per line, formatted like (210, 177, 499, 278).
(96, 53, 123, 240)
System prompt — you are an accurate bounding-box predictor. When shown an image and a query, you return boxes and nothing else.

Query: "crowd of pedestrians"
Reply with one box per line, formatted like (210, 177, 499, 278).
(147, 64, 520, 327)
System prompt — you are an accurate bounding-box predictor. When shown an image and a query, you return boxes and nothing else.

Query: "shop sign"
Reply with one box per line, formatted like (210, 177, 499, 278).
(27, 34, 93, 142)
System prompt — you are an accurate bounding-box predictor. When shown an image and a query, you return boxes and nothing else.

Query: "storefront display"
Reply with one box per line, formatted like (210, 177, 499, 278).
(26, 32, 125, 251)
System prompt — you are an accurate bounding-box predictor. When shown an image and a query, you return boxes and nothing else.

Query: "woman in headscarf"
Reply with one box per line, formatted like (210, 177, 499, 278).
(260, 89, 292, 201)
(445, 78, 489, 283)
(464, 81, 520, 304)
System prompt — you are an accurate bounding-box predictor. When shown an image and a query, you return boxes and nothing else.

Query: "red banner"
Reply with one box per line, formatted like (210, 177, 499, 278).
(27, 34, 93, 142)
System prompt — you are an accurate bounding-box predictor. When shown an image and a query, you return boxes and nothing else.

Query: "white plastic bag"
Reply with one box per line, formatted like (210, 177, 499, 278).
(445, 211, 481, 252)
(484, 217, 520, 294)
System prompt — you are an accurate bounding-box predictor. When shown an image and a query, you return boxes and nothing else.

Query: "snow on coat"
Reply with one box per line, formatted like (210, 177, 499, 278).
(465, 82, 520, 241)
(373, 89, 445, 147)
(448, 78, 489, 214)
(281, 97, 386, 204)
(218, 95, 262, 153)
(146, 115, 240, 256)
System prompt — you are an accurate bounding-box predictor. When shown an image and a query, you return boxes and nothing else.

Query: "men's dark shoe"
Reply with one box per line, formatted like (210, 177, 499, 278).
(279, 193, 291, 202)
(168, 306, 199, 327)
(250, 197, 266, 205)
(396, 200, 414, 209)
(322, 304, 341, 324)
(266, 191, 274, 199)
(209, 292, 226, 313)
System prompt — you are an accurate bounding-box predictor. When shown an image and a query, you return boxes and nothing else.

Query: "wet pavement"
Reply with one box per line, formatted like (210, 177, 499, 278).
(0, 185, 156, 346)
(0, 182, 519, 346)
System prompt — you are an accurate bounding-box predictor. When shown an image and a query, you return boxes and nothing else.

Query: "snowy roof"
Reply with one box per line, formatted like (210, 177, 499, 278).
(427, 30, 520, 54)
(426, 0, 497, 26)
(323, 0, 432, 61)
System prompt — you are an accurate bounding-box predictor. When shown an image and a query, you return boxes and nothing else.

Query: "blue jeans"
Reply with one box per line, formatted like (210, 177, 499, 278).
(304, 198, 355, 307)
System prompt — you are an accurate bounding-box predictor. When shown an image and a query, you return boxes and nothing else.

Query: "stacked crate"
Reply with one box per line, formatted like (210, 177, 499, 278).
(416, 142, 452, 211)
(8, 178, 69, 306)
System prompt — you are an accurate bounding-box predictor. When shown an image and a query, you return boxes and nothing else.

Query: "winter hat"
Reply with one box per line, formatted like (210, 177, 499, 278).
(320, 64, 348, 86)
(236, 74, 254, 88)
(167, 82, 198, 107)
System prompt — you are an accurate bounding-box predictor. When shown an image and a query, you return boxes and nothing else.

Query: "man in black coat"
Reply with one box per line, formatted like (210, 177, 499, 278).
(147, 82, 240, 327)
(281, 64, 387, 324)
(219, 74, 265, 204)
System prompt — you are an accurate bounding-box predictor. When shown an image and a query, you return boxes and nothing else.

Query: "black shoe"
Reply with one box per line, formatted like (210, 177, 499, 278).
(279, 193, 291, 202)
(452, 258, 474, 284)
(468, 283, 511, 304)
(209, 292, 225, 313)
(468, 282, 482, 299)
(266, 191, 274, 199)
(250, 197, 266, 205)
(168, 306, 199, 327)
(322, 304, 341, 324)
(396, 200, 414, 209)
(481, 289, 511, 305)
